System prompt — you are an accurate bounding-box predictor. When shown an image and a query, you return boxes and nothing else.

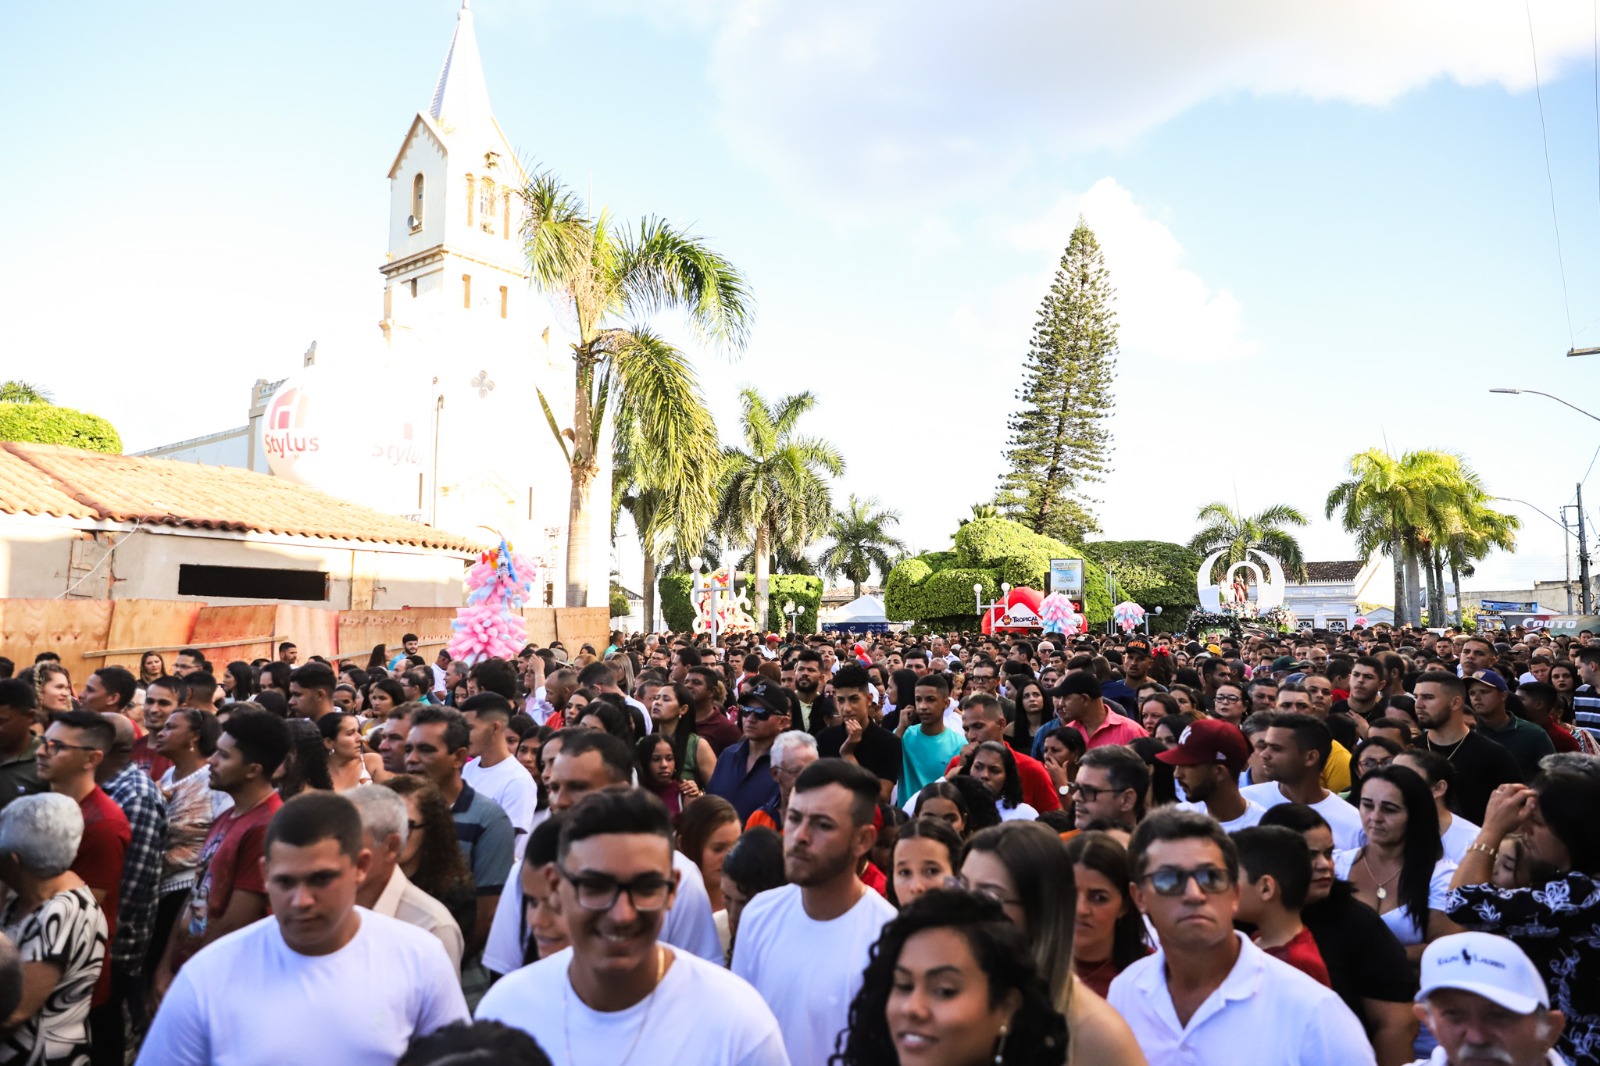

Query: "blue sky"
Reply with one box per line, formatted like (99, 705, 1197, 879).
(6, 1, 1600, 596)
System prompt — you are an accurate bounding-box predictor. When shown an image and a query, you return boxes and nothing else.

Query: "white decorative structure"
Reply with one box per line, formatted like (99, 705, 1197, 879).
(1195, 549, 1287, 613)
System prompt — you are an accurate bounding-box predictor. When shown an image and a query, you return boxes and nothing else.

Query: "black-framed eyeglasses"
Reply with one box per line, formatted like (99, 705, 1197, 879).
(407, 820, 425, 833)
(40, 738, 98, 755)
(1141, 864, 1233, 897)
(556, 865, 673, 912)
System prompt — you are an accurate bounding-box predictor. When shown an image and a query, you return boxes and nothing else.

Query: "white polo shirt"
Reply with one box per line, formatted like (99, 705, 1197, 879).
(1107, 933, 1374, 1066)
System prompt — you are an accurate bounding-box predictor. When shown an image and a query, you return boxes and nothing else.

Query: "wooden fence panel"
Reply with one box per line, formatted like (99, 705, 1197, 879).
(523, 607, 609, 657)
(271, 605, 339, 663)
(189, 605, 277, 669)
(0, 599, 114, 687)
(338, 609, 457, 665)
(102, 600, 205, 674)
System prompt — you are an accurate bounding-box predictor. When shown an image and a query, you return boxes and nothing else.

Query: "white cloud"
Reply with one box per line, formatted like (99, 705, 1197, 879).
(703, 0, 1595, 211)
(965, 178, 1255, 364)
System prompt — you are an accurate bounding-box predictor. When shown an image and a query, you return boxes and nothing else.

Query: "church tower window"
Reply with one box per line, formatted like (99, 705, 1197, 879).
(503, 192, 512, 240)
(411, 174, 425, 231)
(465, 174, 476, 227)
(479, 178, 496, 235)
(462, 274, 472, 309)
(499, 286, 508, 318)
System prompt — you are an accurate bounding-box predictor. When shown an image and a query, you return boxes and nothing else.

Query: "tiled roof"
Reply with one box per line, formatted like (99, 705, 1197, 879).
(823, 585, 882, 605)
(1302, 560, 1365, 583)
(0, 443, 481, 553)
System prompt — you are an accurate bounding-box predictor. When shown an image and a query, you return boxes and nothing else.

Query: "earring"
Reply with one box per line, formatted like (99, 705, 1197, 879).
(992, 1023, 1009, 1066)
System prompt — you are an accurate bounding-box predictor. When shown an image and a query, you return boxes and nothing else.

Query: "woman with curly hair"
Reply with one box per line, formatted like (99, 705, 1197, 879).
(830, 887, 1068, 1066)
(274, 718, 332, 799)
(383, 774, 478, 944)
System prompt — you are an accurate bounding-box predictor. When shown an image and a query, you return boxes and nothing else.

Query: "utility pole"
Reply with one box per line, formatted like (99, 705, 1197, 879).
(1579, 483, 1593, 615)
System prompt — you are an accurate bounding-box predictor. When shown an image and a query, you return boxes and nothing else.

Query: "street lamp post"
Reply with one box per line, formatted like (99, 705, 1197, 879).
(783, 599, 798, 637)
(1491, 497, 1575, 614)
(1490, 389, 1599, 612)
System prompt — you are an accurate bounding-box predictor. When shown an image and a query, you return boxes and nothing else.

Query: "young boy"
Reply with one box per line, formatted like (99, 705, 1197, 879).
(898, 673, 963, 798)
(1231, 825, 1331, 986)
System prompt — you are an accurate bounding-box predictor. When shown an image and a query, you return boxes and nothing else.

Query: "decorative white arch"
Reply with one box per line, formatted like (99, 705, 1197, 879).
(1248, 549, 1287, 611)
(1196, 550, 1228, 610)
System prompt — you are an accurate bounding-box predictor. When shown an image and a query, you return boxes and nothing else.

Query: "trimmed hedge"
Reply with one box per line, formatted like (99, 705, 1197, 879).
(0, 402, 122, 453)
(1080, 540, 1202, 633)
(884, 518, 1112, 627)
(657, 572, 822, 634)
(609, 588, 631, 618)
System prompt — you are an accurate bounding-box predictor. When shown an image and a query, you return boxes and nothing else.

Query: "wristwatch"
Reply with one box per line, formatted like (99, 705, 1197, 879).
(1057, 784, 1072, 797)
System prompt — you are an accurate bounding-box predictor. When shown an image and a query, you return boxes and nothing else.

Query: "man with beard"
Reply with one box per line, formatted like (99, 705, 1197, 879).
(789, 649, 835, 735)
(1412, 672, 1520, 823)
(1163, 719, 1265, 832)
(732, 759, 895, 1065)
(377, 704, 414, 778)
(476, 789, 786, 1065)
(682, 666, 741, 755)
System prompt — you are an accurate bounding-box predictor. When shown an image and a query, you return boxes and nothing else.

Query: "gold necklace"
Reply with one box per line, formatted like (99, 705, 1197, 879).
(1359, 847, 1402, 902)
(563, 945, 665, 1066)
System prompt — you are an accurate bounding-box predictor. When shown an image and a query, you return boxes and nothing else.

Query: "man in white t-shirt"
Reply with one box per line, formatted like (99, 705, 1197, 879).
(1241, 713, 1365, 850)
(138, 792, 466, 1066)
(1108, 809, 1373, 1066)
(476, 788, 786, 1066)
(1161, 719, 1266, 832)
(732, 759, 896, 1066)
(482, 730, 721, 975)
(460, 693, 539, 855)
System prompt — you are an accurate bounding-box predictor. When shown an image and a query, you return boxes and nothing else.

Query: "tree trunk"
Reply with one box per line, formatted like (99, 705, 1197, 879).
(1449, 558, 1463, 626)
(1431, 551, 1447, 627)
(642, 542, 657, 633)
(1423, 550, 1439, 627)
(565, 368, 597, 608)
(754, 525, 771, 634)
(1404, 546, 1424, 628)
(853, 578, 863, 599)
(1391, 535, 1408, 627)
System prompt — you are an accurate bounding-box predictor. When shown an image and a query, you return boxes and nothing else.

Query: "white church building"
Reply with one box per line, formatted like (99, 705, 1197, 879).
(139, 2, 606, 607)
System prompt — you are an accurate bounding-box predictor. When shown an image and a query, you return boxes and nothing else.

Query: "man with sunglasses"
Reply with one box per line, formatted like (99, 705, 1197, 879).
(476, 788, 786, 1065)
(1108, 809, 1375, 1065)
(707, 682, 790, 823)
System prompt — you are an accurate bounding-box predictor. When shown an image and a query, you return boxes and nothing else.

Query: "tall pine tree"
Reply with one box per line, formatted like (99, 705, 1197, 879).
(995, 218, 1117, 544)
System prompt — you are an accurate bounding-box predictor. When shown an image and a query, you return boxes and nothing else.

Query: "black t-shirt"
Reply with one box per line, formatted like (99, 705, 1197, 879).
(1303, 882, 1416, 1031)
(1425, 730, 1521, 824)
(817, 722, 902, 787)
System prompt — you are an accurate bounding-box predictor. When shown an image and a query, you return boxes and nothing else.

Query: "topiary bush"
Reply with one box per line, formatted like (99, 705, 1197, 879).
(0, 402, 122, 453)
(885, 518, 1113, 628)
(1080, 540, 1202, 633)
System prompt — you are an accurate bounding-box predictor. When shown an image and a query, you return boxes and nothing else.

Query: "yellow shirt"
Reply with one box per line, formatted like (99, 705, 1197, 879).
(1321, 739, 1352, 794)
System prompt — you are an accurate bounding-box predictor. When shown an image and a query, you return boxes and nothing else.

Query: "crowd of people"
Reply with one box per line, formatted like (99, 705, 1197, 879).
(0, 621, 1594, 1065)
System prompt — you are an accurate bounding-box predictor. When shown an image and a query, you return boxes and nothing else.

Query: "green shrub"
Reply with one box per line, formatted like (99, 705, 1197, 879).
(609, 587, 631, 618)
(0, 402, 122, 453)
(1080, 540, 1202, 633)
(887, 518, 1114, 627)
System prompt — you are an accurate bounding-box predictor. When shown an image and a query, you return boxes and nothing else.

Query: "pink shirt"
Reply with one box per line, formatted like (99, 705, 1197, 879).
(1068, 708, 1149, 749)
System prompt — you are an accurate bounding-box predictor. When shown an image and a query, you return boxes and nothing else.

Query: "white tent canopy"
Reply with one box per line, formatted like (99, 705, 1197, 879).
(824, 594, 889, 629)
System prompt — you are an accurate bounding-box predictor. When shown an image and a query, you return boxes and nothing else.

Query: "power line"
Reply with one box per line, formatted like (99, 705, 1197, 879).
(1527, 0, 1577, 344)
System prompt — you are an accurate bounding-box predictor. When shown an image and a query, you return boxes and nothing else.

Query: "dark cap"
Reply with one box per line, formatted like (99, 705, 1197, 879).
(1046, 671, 1102, 700)
(1462, 669, 1508, 693)
(740, 681, 791, 717)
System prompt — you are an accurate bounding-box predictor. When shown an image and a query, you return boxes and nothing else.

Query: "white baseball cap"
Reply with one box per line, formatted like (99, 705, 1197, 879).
(1417, 933, 1549, 1015)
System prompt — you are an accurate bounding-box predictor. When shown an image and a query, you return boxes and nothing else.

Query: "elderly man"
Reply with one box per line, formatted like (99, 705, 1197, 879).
(1409, 932, 1565, 1066)
(744, 729, 818, 832)
(345, 784, 463, 974)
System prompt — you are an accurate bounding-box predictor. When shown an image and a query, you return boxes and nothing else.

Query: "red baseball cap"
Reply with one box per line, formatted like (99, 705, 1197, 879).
(1154, 719, 1249, 774)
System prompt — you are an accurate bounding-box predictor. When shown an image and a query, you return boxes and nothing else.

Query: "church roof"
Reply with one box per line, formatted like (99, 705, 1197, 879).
(429, 1, 494, 135)
(0, 443, 482, 554)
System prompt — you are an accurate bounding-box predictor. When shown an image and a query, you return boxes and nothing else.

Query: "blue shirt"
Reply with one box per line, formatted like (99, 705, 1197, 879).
(707, 740, 780, 824)
(449, 783, 514, 895)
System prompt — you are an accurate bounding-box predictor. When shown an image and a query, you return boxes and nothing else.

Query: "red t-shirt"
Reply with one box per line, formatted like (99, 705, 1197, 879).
(861, 861, 889, 899)
(942, 746, 1062, 812)
(1260, 925, 1330, 987)
(74, 787, 130, 1005)
(174, 792, 281, 970)
(130, 734, 172, 783)
(1543, 720, 1582, 754)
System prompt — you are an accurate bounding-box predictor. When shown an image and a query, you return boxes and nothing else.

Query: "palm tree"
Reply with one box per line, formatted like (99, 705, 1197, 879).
(522, 170, 751, 607)
(0, 381, 51, 404)
(1325, 449, 1465, 626)
(818, 495, 907, 598)
(1187, 502, 1309, 585)
(613, 407, 718, 633)
(1434, 492, 1519, 626)
(716, 388, 845, 625)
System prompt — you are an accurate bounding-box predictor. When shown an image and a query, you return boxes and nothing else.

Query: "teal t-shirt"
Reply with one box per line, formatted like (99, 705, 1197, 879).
(901, 724, 965, 798)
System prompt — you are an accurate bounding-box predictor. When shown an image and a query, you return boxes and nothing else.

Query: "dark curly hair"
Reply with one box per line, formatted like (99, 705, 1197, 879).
(383, 774, 477, 939)
(828, 887, 1068, 1066)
